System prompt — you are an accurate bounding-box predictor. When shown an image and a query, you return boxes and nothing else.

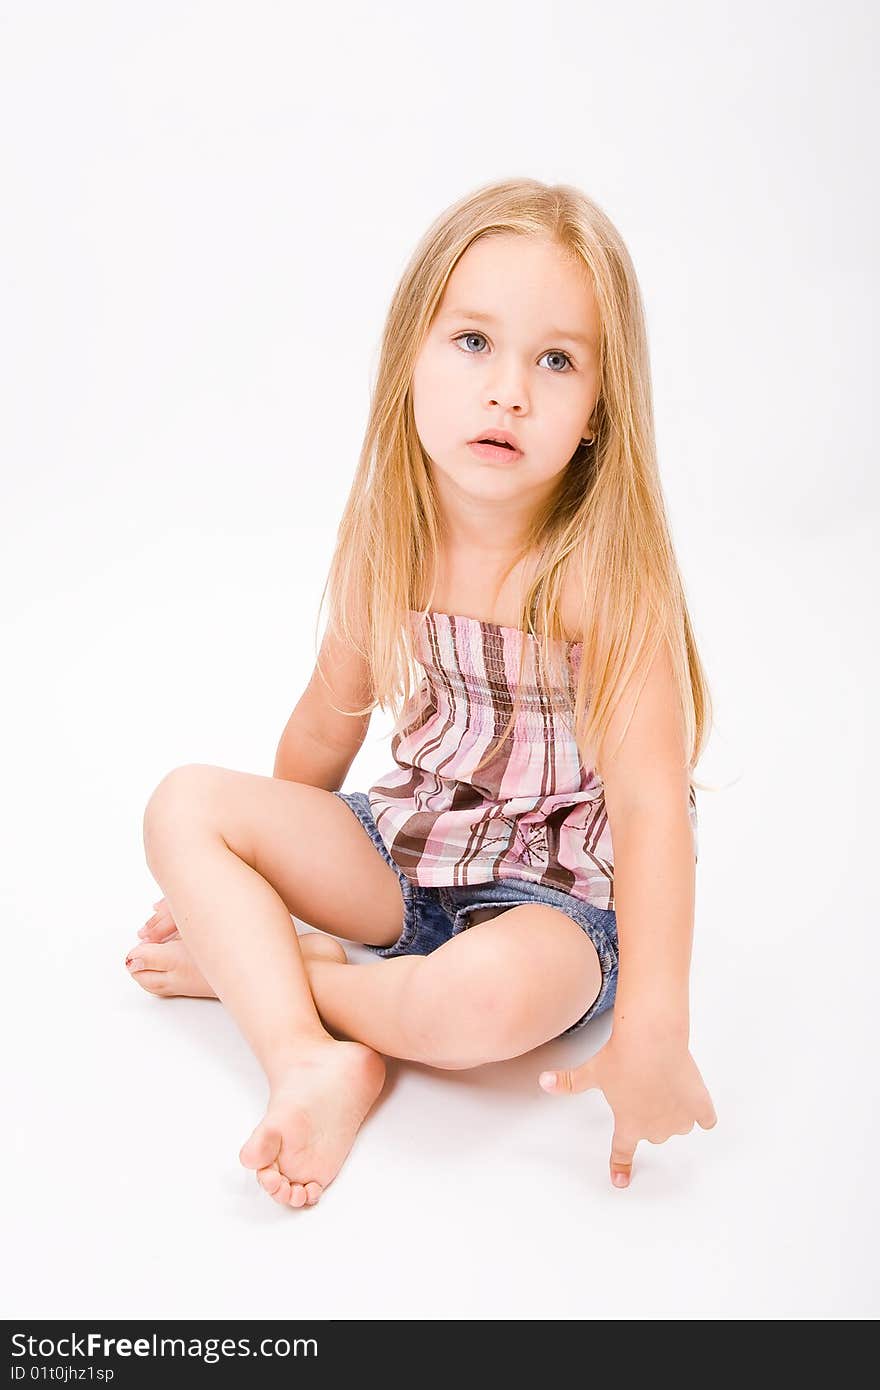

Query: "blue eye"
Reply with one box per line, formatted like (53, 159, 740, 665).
(452, 331, 575, 373)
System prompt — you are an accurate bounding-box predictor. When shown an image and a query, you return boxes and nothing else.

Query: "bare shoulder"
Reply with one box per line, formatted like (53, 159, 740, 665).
(559, 572, 689, 816)
(558, 567, 587, 643)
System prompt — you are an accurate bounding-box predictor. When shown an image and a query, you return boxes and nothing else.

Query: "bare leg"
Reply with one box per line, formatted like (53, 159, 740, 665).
(129, 892, 602, 1069)
(142, 797, 388, 1209)
(297, 904, 603, 1065)
(128, 927, 424, 1055)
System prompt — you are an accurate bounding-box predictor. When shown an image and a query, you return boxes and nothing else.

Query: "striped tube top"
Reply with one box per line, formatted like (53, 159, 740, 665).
(367, 608, 698, 910)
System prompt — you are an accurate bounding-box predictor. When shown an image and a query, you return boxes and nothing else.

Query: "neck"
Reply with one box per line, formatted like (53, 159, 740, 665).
(432, 472, 542, 556)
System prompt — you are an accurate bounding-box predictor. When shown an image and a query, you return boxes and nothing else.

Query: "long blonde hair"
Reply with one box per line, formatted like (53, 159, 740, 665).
(315, 177, 715, 793)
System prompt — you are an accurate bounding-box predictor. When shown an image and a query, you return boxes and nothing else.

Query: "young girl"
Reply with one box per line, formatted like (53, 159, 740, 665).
(126, 177, 718, 1208)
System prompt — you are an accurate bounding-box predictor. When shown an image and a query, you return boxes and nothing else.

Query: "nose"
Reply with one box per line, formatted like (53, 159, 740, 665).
(487, 389, 526, 415)
(484, 356, 529, 415)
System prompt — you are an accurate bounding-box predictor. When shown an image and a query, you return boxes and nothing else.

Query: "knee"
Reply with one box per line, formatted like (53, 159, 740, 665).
(402, 940, 532, 1068)
(142, 763, 221, 865)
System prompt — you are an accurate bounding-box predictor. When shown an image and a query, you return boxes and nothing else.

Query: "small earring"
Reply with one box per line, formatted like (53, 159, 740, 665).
(580, 435, 595, 446)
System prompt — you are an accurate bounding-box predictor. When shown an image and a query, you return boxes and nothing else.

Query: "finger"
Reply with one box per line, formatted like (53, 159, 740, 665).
(610, 1130, 639, 1187)
(538, 1062, 598, 1095)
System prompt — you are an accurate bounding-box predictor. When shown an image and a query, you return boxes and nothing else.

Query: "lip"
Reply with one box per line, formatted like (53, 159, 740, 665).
(467, 440, 523, 463)
(468, 429, 522, 451)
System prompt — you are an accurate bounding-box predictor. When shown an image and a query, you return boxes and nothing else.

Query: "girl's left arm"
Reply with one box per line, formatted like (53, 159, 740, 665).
(590, 627, 699, 1032)
(538, 633, 718, 1186)
(608, 800, 695, 1038)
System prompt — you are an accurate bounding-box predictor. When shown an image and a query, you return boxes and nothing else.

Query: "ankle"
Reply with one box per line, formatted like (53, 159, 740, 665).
(264, 1034, 338, 1086)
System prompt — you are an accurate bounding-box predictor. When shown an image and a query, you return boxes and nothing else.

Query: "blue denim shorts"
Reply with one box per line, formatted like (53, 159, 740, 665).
(332, 790, 619, 1035)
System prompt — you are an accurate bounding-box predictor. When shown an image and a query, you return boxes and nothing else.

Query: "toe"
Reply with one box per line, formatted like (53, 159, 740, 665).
(258, 1164, 284, 1197)
(126, 938, 178, 993)
(258, 1165, 296, 1207)
(240, 1124, 282, 1171)
(126, 943, 166, 972)
(288, 1184, 309, 1208)
(304, 1182, 323, 1205)
(139, 914, 178, 943)
(128, 969, 168, 994)
(271, 1176, 292, 1206)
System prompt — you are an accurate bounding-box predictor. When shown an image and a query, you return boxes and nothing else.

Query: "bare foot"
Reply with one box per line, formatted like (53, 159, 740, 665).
(239, 1039, 387, 1208)
(124, 931, 348, 997)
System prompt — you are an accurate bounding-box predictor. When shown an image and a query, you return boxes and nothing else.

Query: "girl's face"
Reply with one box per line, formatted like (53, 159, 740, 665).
(411, 234, 601, 535)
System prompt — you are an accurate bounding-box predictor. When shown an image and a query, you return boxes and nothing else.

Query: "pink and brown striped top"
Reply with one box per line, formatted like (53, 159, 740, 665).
(367, 608, 698, 911)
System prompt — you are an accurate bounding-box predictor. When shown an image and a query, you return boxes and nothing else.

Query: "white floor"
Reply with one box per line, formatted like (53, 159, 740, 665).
(4, 525, 877, 1321)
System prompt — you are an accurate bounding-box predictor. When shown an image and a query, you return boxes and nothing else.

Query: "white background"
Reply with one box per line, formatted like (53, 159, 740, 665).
(2, 0, 877, 1321)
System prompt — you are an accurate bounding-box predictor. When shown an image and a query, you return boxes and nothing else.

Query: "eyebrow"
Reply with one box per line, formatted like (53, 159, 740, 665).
(439, 307, 595, 350)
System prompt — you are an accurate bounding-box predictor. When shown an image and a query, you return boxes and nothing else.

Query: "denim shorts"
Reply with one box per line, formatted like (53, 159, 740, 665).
(332, 790, 619, 1035)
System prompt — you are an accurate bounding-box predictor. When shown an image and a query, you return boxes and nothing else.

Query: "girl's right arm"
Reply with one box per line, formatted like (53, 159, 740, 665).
(273, 617, 373, 787)
(141, 619, 374, 942)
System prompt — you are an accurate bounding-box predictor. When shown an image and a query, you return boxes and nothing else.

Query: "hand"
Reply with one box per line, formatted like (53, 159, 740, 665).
(537, 1033, 717, 1188)
(137, 897, 180, 943)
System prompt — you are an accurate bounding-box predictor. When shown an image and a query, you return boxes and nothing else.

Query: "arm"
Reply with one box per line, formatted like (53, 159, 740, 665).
(274, 619, 373, 791)
(273, 715, 364, 792)
(140, 623, 372, 947)
(597, 628, 695, 1040)
(538, 628, 716, 1188)
(606, 803, 694, 1044)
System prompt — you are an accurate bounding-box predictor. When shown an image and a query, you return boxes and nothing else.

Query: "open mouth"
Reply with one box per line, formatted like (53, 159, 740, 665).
(468, 437, 522, 460)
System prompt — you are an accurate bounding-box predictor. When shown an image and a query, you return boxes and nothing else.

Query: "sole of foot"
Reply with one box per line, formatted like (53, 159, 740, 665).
(125, 928, 382, 1209)
(239, 1039, 387, 1209)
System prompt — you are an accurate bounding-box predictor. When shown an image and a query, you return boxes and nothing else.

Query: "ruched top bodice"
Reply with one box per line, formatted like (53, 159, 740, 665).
(367, 608, 698, 909)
